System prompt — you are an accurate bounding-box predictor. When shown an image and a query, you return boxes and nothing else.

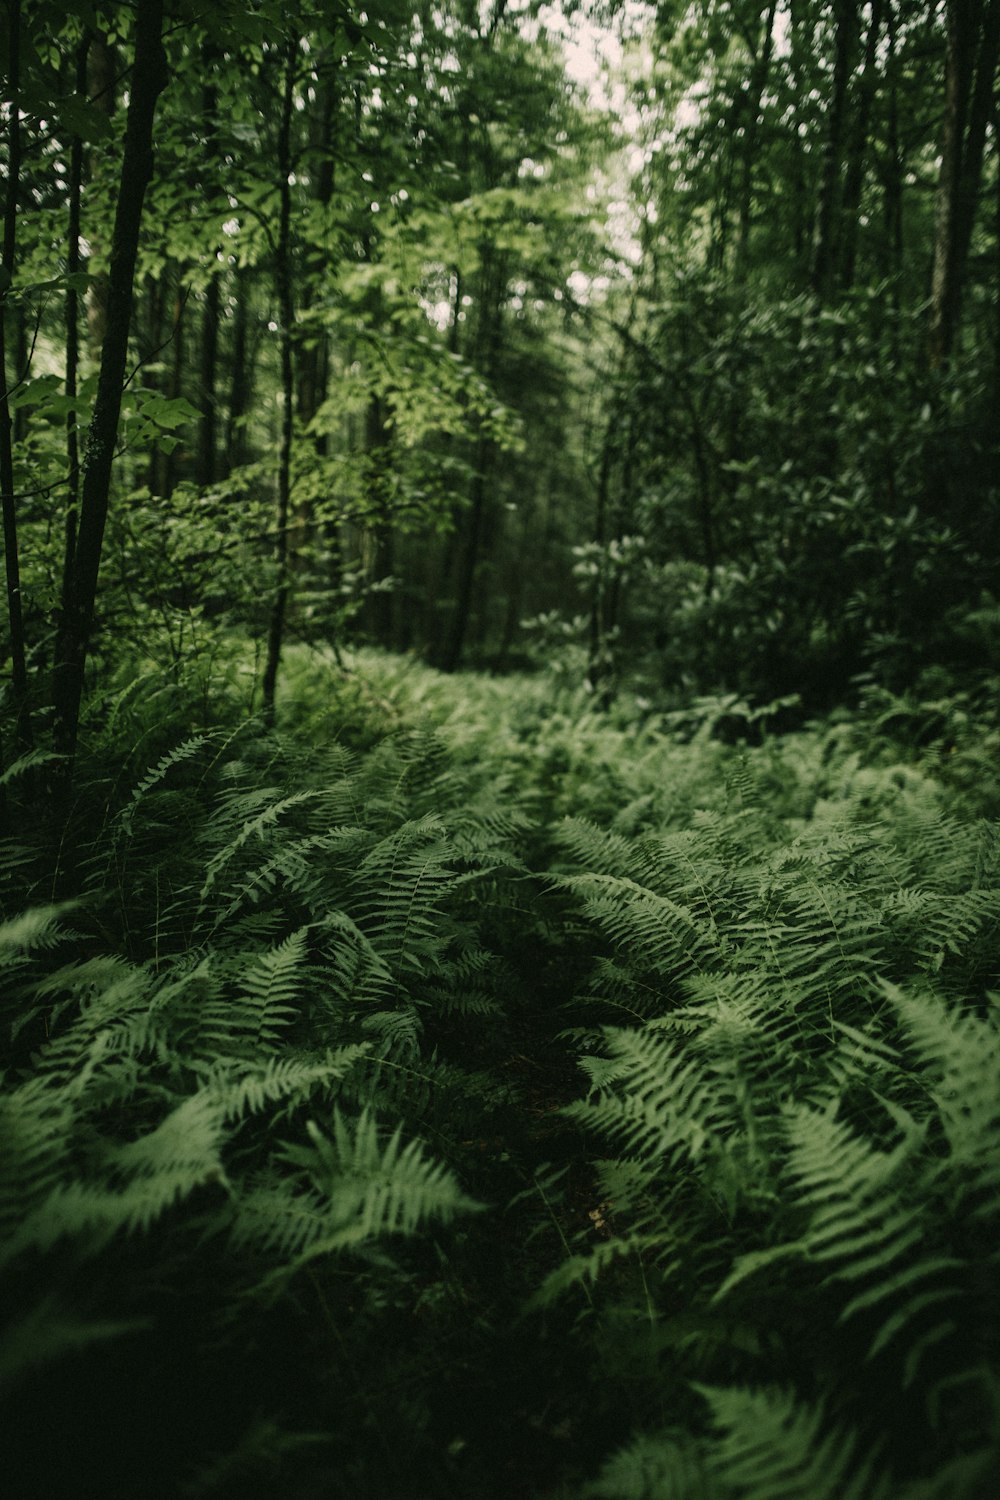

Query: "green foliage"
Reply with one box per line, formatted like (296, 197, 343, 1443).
(3, 647, 997, 1495)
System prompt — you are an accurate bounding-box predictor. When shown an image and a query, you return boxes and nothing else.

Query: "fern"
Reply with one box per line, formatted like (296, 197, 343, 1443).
(697, 1384, 892, 1500)
(233, 1108, 479, 1268)
(584, 1430, 712, 1500)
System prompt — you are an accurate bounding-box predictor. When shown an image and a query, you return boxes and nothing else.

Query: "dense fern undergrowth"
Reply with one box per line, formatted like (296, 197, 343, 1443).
(2, 647, 999, 1499)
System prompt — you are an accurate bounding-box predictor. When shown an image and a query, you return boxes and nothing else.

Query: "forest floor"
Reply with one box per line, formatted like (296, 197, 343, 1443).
(3, 646, 999, 1499)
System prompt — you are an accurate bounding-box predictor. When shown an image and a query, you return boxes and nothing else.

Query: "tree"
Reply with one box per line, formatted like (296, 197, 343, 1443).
(52, 0, 168, 766)
(928, 0, 1000, 365)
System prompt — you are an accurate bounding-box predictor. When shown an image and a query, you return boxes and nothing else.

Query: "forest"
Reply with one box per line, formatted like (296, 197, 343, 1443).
(1, 0, 999, 1495)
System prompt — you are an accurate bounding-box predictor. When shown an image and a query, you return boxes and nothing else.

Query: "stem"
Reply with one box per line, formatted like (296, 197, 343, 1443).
(0, 0, 32, 753)
(261, 39, 297, 727)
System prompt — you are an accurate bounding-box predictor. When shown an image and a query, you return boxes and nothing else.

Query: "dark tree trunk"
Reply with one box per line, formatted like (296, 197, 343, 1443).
(12, 301, 28, 444)
(141, 269, 167, 491)
(441, 432, 490, 673)
(0, 0, 31, 753)
(224, 265, 251, 474)
(261, 40, 297, 727)
(197, 278, 220, 487)
(586, 408, 617, 695)
(735, 0, 779, 278)
(52, 0, 168, 768)
(363, 393, 395, 647)
(811, 0, 858, 298)
(881, 0, 905, 291)
(160, 272, 186, 495)
(58, 32, 90, 675)
(440, 246, 505, 672)
(495, 483, 534, 671)
(928, 0, 1000, 366)
(995, 103, 1000, 401)
(85, 31, 117, 354)
(291, 72, 338, 601)
(196, 55, 221, 488)
(838, 0, 885, 290)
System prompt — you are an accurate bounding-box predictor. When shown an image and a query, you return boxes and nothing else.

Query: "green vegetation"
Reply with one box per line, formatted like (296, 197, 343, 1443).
(3, 648, 998, 1496)
(2, 1, 999, 1495)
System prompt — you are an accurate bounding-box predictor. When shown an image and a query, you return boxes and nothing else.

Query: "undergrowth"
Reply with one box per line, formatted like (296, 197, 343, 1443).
(1, 645, 998, 1498)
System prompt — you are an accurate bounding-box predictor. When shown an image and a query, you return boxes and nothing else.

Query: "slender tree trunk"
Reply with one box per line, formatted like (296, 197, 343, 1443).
(0, 0, 31, 753)
(161, 272, 186, 494)
(838, 0, 885, 290)
(12, 301, 27, 444)
(586, 408, 617, 695)
(291, 72, 337, 600)
(686, 393, 718, 598)
(363, 392, 395, 646)
(197, 278, 220, 486)
(441, 430, 489, 672)
(928, 0, 1000, 366)
(440, 244, 505, 672)
(85, 31, 117, 354)
(495, 484, 533, 671)
(881, 0, 905, 292)
(196, 54, 220, 488)
(787, 4, 814, 272)
(52, 0, 168, 767)
(141, 268, 167, 491)
(58, 32, 90, 672)
(811, 0, 858, 298)
(261, 40, 296, 727)
(735, 0, 779, 279)
(994, 104, 1000, 401)
(224, 265, 251, 474)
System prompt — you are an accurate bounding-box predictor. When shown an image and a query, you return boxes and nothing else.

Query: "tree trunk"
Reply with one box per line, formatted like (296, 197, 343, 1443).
(224, 265, 251, 474)
(928, 0, 1000, 366)
(440, 243, 505, 672)
(735, 0, 779, 279)
(52, 0, 168, 767)
(838, 0, 885, 291)
(162, 272, 187, 494)
(291, 71, 338, 600)
(363, 393, 395, 647)
(261, 40, 296, 727)
(58, 31, 90, 675)
(994, 101, 1000, 401)
(0, 0, 31, 753)
(197, 278, 220, 487)
(881, 0, 905, 292)
(441, 431, 489, 673)
(196, 54, 221, 488)
(85, 31, 117, 354)
(811, 0, 858, 298)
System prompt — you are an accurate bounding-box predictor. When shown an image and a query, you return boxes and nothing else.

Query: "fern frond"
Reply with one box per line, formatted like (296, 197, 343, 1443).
(199, 789, 323, 903)
(889, 983, 1000, 1204)
(528, 1233, 669, 1311)
(195, 1046, 369, 1123)
(584, 1429, 712, 1500)
(0, 1079, 73, 1240)
(234, 1108, 479, 1267)
(557, 817, 640, 878)
(697, 1383, 892, 1500)
(563, 874, 717, 985)
(567, 1026, 730, 1171)
(0, 1296, 148, 1393)
(0, 904, 73, 965)
(118, 734, 211, 836)
(235, 927, 310, 1043)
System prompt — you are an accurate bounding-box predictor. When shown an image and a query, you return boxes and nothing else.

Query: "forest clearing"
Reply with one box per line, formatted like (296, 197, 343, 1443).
(2, 1, 999, 1496)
